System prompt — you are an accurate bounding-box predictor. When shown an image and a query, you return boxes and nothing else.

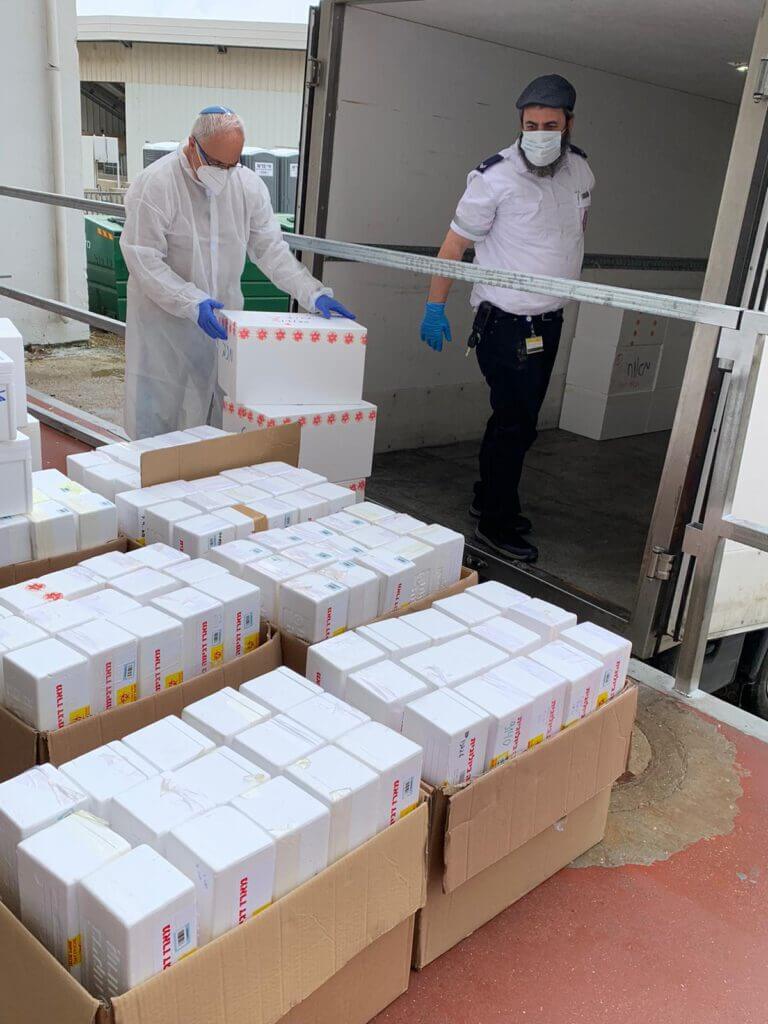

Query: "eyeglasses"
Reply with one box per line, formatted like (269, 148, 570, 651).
(194, 138, 241, 170)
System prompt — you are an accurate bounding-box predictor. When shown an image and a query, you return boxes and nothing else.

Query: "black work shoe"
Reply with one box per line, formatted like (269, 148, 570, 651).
(469, 501, 532, 535)
(475, 524, 539, 562)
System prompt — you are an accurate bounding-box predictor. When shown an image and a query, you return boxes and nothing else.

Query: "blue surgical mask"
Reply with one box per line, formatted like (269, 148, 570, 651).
(520, 130, 563, 167)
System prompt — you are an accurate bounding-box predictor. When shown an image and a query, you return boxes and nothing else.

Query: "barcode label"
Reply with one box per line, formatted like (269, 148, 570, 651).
(403, 777, 415, 796)
(123, 660, 136, 681)
(244, 612, 255, 630)
(212, 628, 223, 645)
(174, 924, 191, 952)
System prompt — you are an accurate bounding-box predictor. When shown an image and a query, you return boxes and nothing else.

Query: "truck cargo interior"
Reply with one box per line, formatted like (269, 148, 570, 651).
(300, 0, 761, 631)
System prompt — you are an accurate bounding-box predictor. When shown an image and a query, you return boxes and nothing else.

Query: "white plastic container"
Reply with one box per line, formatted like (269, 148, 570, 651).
(239, 666, 317, 715)
(122, 715, 215, 773)
(560, 621, 632, 703)
(182, 686, 272, 746)
(205, 537, 270, 575)
(486, 658, 569, 746)
(190, 573, 261, 660)
(471, 616, 542, 658)
(59, 740, 157, 820)
(165, 805, 275, 945)
(125, 542, 190, 572)
(400, 608, 467, 646)
(233, 714, 323, 776)
(466, 580, 530, 614)
(306, 481, 355, 515)
(164, 556, 231, 587)
(337, 721, 423, 830)
(434, 592, 497, 629)
(401, 634, 507, 689)
(0, 616, 48, 702)
(73, 589, 141, 621)
(173, 513, 237, 556)
(255, 527, 305, 554)
(112, 567, 179, 605)
(118, 607, 185, 696)
(59, 619, 139, 713)
(320, 559, 379, 629)
(17, 812, 131, 980)
(151, 587, 225, 678)
(0, 433, 33, 517)
(355, 550, 416, 616)
(411, 524, 464, 593)
(305, 631, 384, 698)
(170, 746, 271, 805)
(506, 598, 578, 642)
(345, 659, 430, 731)
(287, 691, 370, 744)
(278, 571, 349, 643)
(0, 350, 18, 442)
(455, 676, 534, 770)
(3, 637, 91, 730)
(240, 554, 303, 624)
(0, 319, 27, 428)
(78, 844, 197, 999)
(232, 776, 330, 900)
(144, 499, 199, 546)
(0, 513, 32, 567)
(28, 499, 77, 557)
(401, 688, 490, 788)
(0, 764, 88, 915)
(529, 641, 604, 728)
(66, 450, 113, 487)
(286, 744, 379, 863)
(79, 550, 138, 583)
(357, 618, 431, 662)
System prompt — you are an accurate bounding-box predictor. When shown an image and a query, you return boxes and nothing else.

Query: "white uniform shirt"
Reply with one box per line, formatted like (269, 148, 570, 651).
(450, 142, 595, 315)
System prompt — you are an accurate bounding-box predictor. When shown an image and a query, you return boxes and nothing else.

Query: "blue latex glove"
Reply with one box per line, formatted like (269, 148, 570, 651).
(315, 295, 356, 320)
(420, 302, 452, 352)
(197, 298, 227, 340)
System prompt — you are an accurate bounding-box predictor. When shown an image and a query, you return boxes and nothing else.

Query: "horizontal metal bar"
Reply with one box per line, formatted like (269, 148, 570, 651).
(0, 285, 125, 335)
(27, 389, 127, 447)
(720, 514, 768, 552)
(0, 184, 125, 217)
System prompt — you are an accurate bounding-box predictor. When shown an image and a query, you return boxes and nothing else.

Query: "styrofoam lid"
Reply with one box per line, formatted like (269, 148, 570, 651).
(0, 432, 31, 461)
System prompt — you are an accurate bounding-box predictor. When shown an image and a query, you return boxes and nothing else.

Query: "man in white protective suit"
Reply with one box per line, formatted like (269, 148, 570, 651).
(120, 106, 353, 439)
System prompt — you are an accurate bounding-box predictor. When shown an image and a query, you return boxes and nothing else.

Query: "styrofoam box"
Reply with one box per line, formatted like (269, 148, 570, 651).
(78, 844, 197, 999)
(383, 536, 438, 603)
(561, 621, 632, 703)
(434, 593, 497, 629)
(239, 666, 317, 715)
(306, 482, 355, 515)
(278, 571, 349, 643)
(319, 560, 379, 629)
(337, 721, 423, 830)
(0, 764, 88, 915)
(222, 484, 271, 507)
(74, 589, 141, 621)
(400, 608, 467, 646)
(241, 554, 303, 623)
(98, 441, 142, 470)
(0, 318, 28, 428)
(61, 493, 120, 550)
(506, 598, 577, 642)
(116, 482, 195, 541)
(255, 527, 305, 554)
(348, 524, 397, 550)
(0, 616, 48, 702)
(467, 580, 532, 614)
(221, 467, 266, 486)
(126, 542, 190, 572)
(28, 500, 77, 558)
(401, 634, 507, 690)
(239, 495, 297, 530)
(287, 691, 370, 744)
(165, 558, 230, 586)
(172, 513, 238, 556)
(186, 425, 229, 440)
(305, 631, 384, 698)
(355, 550, 416, 616)
(109, 771, 217, 854)
(472, 616, 542, 659)
(0, 577, 69, 614)
(59, 741, 157, 820)
(411, 524, 464, 593)
(206, 538, 270, 575)
(232, 775, 330, 900)
(171, 747, 271, 805)
(246, 477, 297, 498)
(18, 812, 131, 980)
(0, 513, 32, 568)
(38, 566, 104, 601)
(165, 805, 275, 945)
(182, 687, 272, 746)
(20, 415, 41, 473)
(248, 461, 294, 477)
(324, 533, 368, 561)
(529, 641, 603, 728)
(487, 658, 569, 746)
(32, 468, 78, 499)
(4, 638, 91, 730)
(345, 660, 430, 732)
(24, 600, 99, 638)
(318, 510, 366, 535)
(401, 689, 490, 788)
(79, 550, 139, 583)
(59, 619, 139, 714)
(82, 462, 141, 502)
(112, 567, 179, 605)
(358, 618, 431, 662)
(282, 490, 328, 523)
(284, 542, 338, 573)
(122, 715, 215, 773)
(233, 714, 323, 776)
(118, 606, 185, 697)
(144, 500, 199, 546)
(381, 513, 427, 537)
(292, 520, 337, 545)
(351, 502, 395, 526)
(223, 400, 377, 482)
(66, 451, 113, 487)
(209, 502, 256, 539)
(151, 587, 224, 679)
(455, 676, 534, 770)
(280, 469, 327, 490)
(190, 574, 261, 661)
(0, 351, 19, 441)
(186, 491, 236, 513)
(0, 432, 32, 517)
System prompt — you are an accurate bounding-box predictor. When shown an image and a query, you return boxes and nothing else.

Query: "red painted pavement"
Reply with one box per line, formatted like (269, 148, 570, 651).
(40, 423, 89, 472)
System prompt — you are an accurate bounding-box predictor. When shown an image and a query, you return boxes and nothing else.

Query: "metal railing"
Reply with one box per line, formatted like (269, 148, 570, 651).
(1, 182, 767, 699)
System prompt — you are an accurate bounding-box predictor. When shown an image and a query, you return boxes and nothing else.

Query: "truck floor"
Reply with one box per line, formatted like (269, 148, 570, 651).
(376, 683, 768, 1024)
(367, 429, 670, 612)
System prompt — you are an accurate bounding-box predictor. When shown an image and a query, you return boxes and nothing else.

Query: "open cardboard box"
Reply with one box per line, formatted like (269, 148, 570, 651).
(0, 796, 428, 1024)
(413, 683, 638, 968)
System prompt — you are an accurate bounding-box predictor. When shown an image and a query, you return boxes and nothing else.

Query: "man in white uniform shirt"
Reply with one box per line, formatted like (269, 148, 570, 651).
(420, 75, 594, 562)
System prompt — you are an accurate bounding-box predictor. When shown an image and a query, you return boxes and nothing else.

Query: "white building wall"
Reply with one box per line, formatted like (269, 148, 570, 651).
(0, 1, 88, 345)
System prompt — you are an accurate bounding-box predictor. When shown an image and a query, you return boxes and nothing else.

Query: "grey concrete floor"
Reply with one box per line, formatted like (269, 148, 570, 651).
(367, 428, 670, 612)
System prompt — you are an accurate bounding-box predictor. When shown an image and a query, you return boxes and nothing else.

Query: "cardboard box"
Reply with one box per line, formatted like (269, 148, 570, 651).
(413, 686, 637, 968)
(304, 631, 385, 698)
(345, 660, 430, 731)
(181, 686, 272, 745)
(0, 795, 426, 1024)
(59, 740, 157, 820)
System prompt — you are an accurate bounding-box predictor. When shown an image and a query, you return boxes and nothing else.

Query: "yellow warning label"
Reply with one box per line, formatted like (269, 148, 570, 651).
(398, 802, 419, 819)
(210, 643, 224, 665)
(243, 633, 260, 653)
(331, 626, 346, 637)
(67, 934, 82, 967)
(527, 733, 544, 749)
(69, 706, 91, 724)
(251, 901, 272, 918)
(489, 751, 510, 769)
(596, 691, 609, 707)
(116, 684, 137, 705)
(164, 671, 183, 689)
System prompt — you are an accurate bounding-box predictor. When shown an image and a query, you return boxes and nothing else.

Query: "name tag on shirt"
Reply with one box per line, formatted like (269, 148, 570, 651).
(525, 335, 544, 355)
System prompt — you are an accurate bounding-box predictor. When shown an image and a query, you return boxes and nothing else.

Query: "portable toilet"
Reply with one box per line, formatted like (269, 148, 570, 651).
(270, 148, 300, 213)
(241, 147, 280, 209)
(143, 142, 178, 168)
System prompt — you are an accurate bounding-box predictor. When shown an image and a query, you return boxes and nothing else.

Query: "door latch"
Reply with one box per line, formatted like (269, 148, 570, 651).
(306, 57, 322, 88)
(646, 545, 675, 581)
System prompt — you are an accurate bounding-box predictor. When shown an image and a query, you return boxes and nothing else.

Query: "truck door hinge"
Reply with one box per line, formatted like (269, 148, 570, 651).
(646, 545, 676, 581)
(306, 57, 322, 88)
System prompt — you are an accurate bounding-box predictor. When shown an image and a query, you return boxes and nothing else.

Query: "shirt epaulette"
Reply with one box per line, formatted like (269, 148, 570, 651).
(475, 153, 504, 174)
(569, 144, 588, 159)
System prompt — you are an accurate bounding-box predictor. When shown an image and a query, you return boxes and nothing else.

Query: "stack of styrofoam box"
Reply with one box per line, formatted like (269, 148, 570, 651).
(304, 579, 633, 787)
(27, 469, 118, 558)
(217, 312, 376, 494)
(0, 320, 34, 535)
(560, 304, 692, 440)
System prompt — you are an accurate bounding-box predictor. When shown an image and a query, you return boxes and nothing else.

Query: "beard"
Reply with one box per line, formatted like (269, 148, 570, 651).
(519, 128, 570, 177)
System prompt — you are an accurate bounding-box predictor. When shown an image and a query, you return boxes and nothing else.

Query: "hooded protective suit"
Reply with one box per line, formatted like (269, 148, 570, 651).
(120, 145, 329, 439)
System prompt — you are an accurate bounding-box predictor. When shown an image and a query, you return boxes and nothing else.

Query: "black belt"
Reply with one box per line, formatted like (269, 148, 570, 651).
(491, 306, 564, 323)
(466, 302, 563, 355)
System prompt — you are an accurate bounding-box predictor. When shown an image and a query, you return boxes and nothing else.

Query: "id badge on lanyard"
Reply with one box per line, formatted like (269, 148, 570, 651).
(525, 327, 544, 355)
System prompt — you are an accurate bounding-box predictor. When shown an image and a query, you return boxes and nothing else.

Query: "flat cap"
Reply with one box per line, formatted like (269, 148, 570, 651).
(516, 74, 576, 112)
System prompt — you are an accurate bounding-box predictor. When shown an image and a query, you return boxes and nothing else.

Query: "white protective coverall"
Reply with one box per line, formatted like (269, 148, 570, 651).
(120, 145, 329, 439)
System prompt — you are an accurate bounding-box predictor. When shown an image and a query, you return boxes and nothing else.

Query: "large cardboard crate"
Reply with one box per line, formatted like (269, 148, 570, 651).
(413, 684, 638, 968)
(0, 800, 427, 1024)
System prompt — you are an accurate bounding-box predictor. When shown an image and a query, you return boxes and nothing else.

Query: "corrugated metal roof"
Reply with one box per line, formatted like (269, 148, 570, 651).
(77, 15, 307, 50)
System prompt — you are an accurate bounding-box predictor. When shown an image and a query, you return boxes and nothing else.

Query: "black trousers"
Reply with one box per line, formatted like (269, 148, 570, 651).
(474, 305, 563, 530)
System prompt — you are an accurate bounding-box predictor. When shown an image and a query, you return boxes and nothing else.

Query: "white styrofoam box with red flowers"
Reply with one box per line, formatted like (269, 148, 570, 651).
(217, 311, 368, 406)
(222, 399, 377, 484)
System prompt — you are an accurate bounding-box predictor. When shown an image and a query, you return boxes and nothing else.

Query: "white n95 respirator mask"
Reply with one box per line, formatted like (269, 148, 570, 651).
(520, 130, 563, 168)
(197, 165, 232, 196)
